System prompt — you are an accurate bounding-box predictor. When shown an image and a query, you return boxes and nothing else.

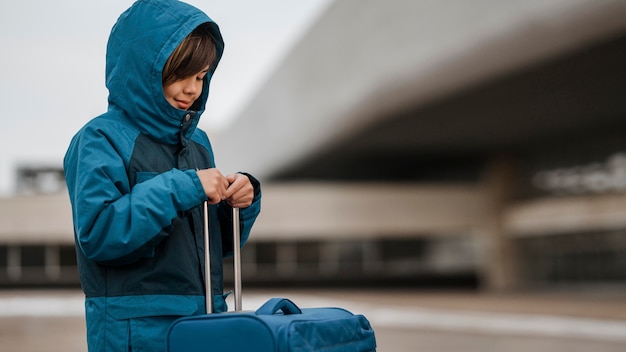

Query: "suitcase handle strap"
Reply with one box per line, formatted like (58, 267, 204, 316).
(256, 298, 303, 316)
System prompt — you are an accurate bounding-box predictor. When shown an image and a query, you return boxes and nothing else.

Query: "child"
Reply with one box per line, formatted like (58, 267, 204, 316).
(63, 1, 262, 351)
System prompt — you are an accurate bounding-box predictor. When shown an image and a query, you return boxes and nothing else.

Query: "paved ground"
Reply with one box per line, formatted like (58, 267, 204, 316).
(1, 288, 625, 352)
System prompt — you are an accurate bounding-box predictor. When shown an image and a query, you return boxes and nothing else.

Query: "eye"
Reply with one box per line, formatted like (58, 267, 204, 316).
(196, 68, 210, 81)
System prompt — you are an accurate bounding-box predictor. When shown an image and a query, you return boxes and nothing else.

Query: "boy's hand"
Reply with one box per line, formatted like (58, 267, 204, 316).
(224, 173, 254, 208)
(196, 168, 229, 204)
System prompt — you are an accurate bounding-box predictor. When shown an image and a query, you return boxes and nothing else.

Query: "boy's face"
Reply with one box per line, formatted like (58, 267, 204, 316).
(163, 66, 210, 110)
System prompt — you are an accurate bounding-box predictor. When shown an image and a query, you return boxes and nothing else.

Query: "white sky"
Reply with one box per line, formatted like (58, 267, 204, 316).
(0, 0, 332, 195)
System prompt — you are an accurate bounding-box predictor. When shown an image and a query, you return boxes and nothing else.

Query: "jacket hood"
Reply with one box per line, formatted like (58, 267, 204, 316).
(105, 0, 224, 144)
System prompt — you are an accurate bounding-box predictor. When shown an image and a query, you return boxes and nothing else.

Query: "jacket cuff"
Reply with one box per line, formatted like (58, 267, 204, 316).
(186, 169, 208, 202)
(238, 172, 261, 198)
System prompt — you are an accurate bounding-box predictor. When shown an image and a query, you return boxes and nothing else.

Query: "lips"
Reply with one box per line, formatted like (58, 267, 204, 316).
(175, 99, 192, 110)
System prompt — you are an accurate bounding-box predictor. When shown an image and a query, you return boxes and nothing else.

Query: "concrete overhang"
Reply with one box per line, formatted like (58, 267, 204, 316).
(212, 0, 626, 181)
(0, 194, 73, 244)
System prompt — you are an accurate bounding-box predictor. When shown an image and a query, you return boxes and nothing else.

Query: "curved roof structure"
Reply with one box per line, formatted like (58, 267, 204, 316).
(212, 0, 626, 181)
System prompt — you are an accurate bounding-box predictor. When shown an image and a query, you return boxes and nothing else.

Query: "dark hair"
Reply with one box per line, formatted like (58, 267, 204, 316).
(162, 23, 217, 86)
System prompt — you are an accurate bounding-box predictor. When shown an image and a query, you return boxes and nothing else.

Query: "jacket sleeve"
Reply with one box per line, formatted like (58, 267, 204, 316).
(64, 124, 207, 265)
(218, 172, 262, 257)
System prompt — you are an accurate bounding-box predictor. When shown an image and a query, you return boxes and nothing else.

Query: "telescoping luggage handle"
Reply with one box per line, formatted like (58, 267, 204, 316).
(203, 202, 242, 313)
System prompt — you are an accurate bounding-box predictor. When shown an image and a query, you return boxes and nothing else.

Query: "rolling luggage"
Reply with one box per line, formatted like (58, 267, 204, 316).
(167, 204, 377, 352)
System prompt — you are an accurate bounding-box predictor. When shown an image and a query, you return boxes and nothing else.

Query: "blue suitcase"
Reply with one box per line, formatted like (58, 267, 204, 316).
(167, 205, 377, 351)
(168, 297, 376, 351)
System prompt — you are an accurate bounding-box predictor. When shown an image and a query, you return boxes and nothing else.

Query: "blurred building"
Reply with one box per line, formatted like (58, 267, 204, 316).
(0, 166, 75, 286)
(213, 0, 626, 291)
(2, 0, 626, 290)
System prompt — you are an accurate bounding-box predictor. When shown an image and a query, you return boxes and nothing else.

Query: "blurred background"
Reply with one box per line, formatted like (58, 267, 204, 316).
(1, 0, 626, 351)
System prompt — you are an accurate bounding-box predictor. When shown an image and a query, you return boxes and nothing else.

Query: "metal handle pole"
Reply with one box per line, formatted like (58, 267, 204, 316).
(203, 202, 213, 314)
(204, 204, 242, 313)
(232, 207, 242, 311)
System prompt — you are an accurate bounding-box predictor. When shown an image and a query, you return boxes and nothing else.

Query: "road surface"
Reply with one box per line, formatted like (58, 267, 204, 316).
(1, 288, 625, 352)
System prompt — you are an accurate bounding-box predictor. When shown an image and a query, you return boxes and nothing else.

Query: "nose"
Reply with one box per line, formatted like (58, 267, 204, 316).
(182, 77, 198, 95)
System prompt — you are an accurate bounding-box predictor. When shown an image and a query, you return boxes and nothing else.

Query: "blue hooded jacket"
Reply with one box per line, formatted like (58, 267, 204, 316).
(63, 1, 261, 351)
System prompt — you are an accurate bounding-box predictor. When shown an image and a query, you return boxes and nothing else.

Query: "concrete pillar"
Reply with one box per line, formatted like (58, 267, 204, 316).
(319, 242, 340, 277)
(7, 245, 21, 281)
(481, 157, 521, 291)
(45, 245, 61, 280)
(276, 242, 297, 277)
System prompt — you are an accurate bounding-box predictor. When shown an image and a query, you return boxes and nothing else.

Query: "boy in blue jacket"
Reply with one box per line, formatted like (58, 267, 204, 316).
(63, 1, 262, 351)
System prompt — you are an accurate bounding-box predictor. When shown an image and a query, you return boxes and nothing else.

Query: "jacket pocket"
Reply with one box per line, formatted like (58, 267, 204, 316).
(129, 315, 181, 352)
(105, 295, 204, 352)
(106, 295, 202, 320)
(136, 171, 159, 184)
